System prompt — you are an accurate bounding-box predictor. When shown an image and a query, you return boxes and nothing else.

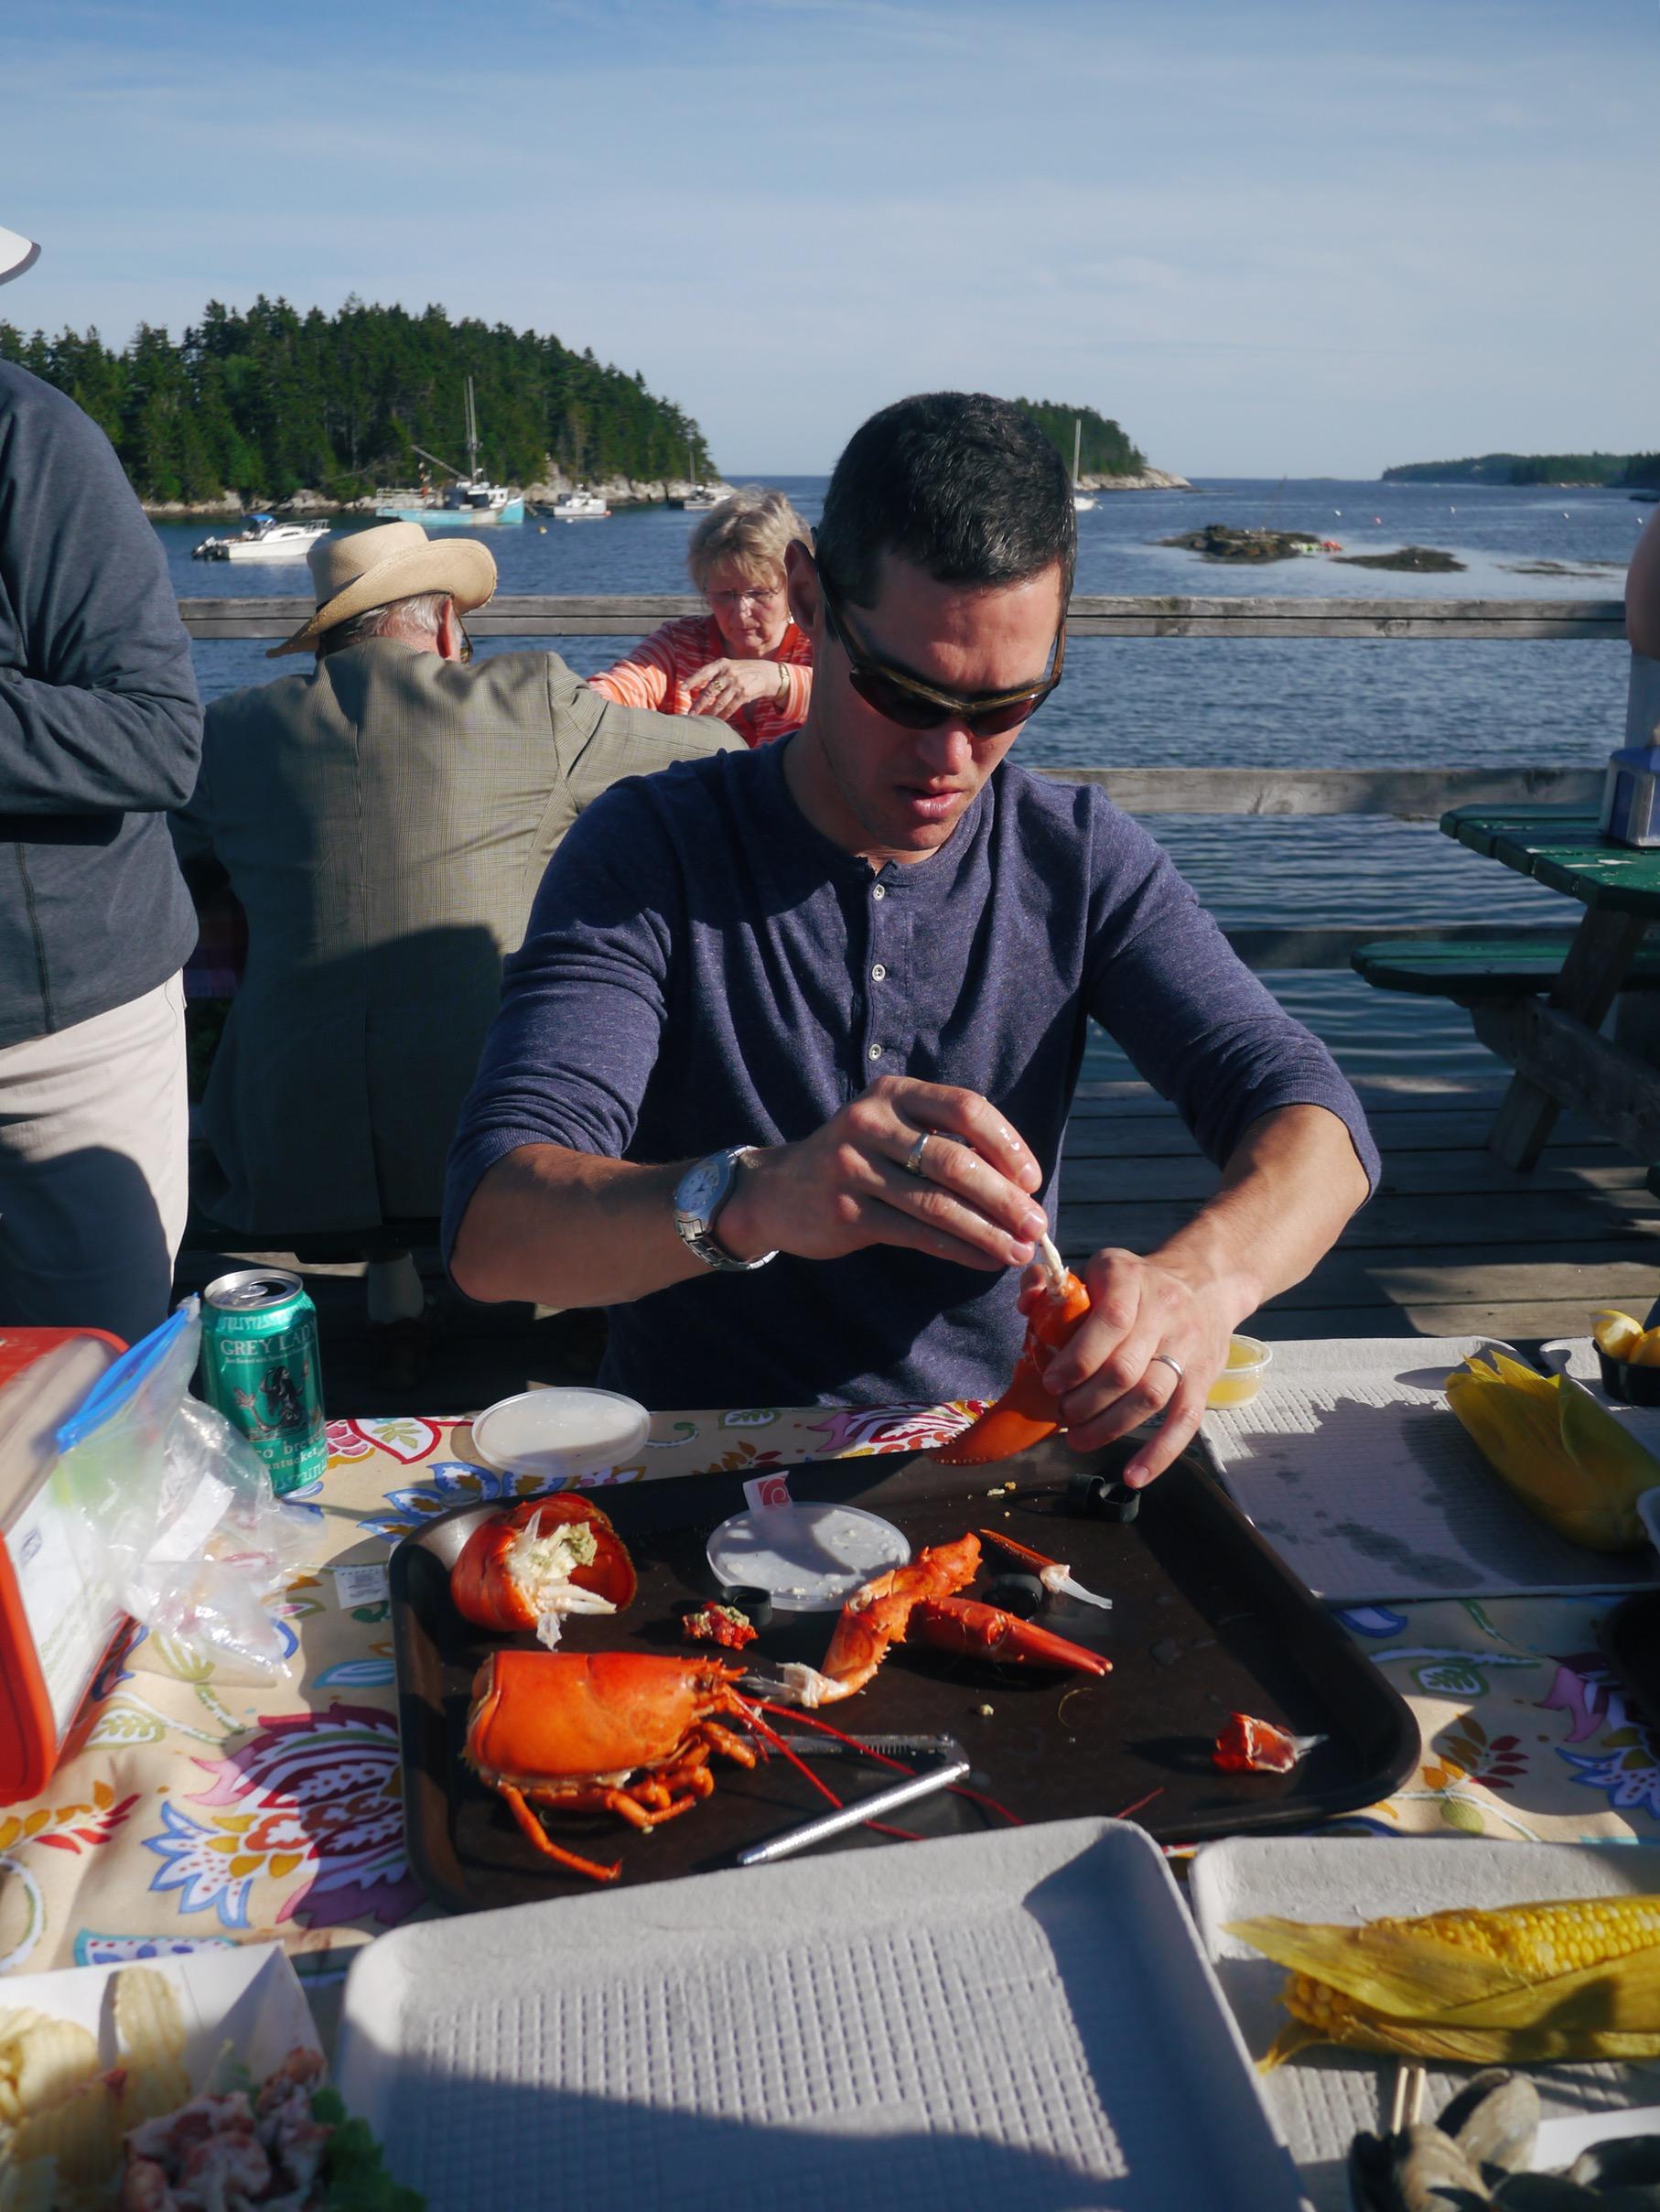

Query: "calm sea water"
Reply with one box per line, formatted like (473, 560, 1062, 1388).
(162, 477, 1648, 1083)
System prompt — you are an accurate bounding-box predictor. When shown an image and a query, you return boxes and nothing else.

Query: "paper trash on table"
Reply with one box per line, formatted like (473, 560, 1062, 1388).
(1202, 1334, 1660, 1602)
(0, 1943, 319, 2090)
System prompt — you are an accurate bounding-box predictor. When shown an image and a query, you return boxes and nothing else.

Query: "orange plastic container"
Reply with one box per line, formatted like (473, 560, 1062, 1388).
(0, 1328, 130, 1804)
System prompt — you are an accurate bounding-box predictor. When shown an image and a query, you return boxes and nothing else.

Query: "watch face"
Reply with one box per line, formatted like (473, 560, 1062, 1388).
(676, 1156, 724, 1222)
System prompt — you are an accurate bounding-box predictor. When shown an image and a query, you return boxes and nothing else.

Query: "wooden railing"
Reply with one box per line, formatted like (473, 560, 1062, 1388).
(179, 592, 1628, 642)
(180, 593, 1630, 970)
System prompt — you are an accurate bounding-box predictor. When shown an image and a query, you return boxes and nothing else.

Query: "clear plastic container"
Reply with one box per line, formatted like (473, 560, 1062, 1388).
(1205, 1335, 1273, 1410)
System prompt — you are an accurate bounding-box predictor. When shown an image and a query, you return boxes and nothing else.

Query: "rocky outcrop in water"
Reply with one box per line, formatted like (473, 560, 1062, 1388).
(1083, 465, 1194, 492)
(1159, 523, 1321, 562)
(1334, 545, 1466, 572)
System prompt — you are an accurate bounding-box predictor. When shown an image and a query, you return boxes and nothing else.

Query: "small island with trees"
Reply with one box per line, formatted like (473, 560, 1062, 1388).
(1015, 399, 1191, 491)
(0, 296, 716, 512)
(1383, 450, 1660, 490)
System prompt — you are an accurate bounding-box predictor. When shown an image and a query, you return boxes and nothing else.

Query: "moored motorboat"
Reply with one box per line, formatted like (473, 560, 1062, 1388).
(192, 515, 329, 562)
(549, 490, 610, 522)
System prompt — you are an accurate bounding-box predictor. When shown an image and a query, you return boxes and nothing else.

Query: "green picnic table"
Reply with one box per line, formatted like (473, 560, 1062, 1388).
(1439, 803, 1660, 1169)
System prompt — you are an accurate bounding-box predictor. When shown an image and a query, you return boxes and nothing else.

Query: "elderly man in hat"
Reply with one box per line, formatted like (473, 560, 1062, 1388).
(173, 519, 736, 1382)
(0, 223, 203, 1347)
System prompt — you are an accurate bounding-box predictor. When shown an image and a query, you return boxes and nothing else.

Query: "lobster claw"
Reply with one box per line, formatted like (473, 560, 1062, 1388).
(932, 1256, 1092, 1466)
(908, 1595, 1109, 1675)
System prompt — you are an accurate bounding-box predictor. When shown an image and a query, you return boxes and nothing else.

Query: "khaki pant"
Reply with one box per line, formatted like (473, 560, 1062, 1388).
(0, 977, 189, 1347)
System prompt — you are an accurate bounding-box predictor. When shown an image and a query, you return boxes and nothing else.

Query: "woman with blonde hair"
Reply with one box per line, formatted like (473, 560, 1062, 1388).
(587, 486, 814, 744)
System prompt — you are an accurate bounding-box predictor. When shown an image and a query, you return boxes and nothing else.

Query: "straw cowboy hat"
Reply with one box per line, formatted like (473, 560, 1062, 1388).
(0, 225, 41, 286)
(269, 521, 498, 657)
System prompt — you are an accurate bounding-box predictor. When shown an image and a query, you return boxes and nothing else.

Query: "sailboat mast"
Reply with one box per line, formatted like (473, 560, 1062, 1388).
(1073, 418, 1082, 485)
(465, 376, 480, 480)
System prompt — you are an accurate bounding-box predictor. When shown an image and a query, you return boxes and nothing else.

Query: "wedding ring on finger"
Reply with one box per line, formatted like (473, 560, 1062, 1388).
(1148, 1352, 1184, 1385)
(904, 1130, 932, 1178)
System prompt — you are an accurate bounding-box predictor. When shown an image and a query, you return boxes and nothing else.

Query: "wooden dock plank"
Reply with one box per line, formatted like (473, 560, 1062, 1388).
(1052, 1074, 1660, 1341)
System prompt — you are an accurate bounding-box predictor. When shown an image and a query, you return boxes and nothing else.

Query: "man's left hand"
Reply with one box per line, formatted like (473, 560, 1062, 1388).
(1024, 1247, 1239, 1490)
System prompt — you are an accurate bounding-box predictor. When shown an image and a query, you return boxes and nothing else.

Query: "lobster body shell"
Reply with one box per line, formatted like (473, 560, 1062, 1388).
(467, 1649, 744, 1785)
(451, 1493, 638, 1635)
(932, 1268, 1093, 1465)
(465, 1649, 754, 1883)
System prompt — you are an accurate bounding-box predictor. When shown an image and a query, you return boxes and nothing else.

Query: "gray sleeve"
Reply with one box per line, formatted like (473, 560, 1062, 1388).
(0, 376, 202, 814)
(443, 779, 678, 1261)
(1084, 804, 1380, 1190)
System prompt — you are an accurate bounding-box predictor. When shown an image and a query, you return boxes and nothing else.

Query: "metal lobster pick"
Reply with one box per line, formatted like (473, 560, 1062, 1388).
(977, 1527, 1113, 1611)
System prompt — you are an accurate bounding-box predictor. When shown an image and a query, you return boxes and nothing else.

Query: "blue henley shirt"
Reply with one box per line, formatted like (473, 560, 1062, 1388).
(444, 738, 1378, 1409)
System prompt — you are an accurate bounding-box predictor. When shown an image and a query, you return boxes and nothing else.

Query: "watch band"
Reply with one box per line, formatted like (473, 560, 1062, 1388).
(674, 1146, 779, 1273)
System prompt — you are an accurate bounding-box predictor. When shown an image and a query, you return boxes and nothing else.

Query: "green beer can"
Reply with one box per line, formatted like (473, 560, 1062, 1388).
(199, 1268, 328, 1494)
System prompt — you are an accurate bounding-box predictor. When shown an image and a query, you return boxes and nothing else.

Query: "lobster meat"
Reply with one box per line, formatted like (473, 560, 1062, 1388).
(465, 1648, 760, 1882)
(933, 1239, 1092, 1466)
(450, 1493, 637, 1646)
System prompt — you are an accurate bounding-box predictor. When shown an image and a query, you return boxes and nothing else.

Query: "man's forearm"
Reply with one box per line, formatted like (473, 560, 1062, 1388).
(449, 1144, 711, 1307)
(1149, 1103, 1369, 1321)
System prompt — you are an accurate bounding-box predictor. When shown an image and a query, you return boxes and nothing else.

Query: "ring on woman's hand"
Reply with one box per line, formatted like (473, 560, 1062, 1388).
(1148, 1352, 1184, 1383)
(904, 1131, 932, 1178)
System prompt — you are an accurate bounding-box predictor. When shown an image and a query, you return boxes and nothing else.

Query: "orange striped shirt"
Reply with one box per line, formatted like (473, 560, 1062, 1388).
(587, 615, 813, 747)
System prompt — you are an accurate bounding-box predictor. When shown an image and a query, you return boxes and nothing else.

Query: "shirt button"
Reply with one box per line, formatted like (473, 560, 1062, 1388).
(868, 1043, 883, 1061)
(872, 885, 887, 901)
(870, 963, 887, 982)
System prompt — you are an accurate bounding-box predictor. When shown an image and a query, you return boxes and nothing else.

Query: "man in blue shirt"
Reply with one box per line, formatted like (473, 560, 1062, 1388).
(447, 393, 1376, 1485)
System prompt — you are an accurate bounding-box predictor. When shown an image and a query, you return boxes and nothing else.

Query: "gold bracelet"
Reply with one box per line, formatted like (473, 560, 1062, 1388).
(775, 661, 789, 705)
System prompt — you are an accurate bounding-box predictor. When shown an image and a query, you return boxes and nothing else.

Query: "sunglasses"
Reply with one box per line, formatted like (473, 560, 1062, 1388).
(816, 569, 1064, 737)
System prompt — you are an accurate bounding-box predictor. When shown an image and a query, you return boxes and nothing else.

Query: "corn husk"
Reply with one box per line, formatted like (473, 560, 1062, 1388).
(1443, 1350, 1660, 1550)
(1228, 1894, 1660, 2069)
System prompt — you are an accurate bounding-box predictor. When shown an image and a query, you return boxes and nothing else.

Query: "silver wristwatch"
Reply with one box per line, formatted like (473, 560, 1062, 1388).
(673, 1146, 778, 1272)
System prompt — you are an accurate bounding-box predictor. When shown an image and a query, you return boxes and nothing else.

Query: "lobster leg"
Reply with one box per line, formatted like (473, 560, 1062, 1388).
(494, 1783, 623, 1883)
(909, 1596, 1110, 1675)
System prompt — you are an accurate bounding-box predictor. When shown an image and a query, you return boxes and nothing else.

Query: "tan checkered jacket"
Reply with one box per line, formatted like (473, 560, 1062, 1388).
(172, 642, 738, 1232)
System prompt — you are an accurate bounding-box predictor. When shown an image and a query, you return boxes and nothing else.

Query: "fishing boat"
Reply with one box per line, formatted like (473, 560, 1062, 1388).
(1071, 420, 1097, 513)
(374, 379, 525, 528)
(191, 515, 329, 562)
(549, 490, 610, 522)
(680, 486, 729, 513)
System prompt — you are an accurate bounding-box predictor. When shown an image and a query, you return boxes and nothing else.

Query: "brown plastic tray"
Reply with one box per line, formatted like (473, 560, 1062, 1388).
(391, 1435, 1420, 1911)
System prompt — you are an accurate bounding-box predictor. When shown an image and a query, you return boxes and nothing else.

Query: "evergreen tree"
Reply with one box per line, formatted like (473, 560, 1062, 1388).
(0, 297, 715, 503)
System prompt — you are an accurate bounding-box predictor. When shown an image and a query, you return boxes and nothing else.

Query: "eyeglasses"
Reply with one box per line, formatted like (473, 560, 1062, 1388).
(816, 568, 1064, 737)
(458, 624, 475, 664)
(708, 584, 784, 612)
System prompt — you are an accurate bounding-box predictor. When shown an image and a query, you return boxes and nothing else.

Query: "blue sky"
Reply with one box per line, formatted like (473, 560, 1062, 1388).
(4, 0, 1654, 477)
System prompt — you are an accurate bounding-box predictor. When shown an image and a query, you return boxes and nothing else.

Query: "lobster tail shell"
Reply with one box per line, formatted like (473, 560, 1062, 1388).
(932, 1268, 1093, 1466)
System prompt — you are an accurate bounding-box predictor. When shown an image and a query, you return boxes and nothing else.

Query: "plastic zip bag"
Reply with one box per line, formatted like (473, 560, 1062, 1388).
(53, 1299, 319, 1681)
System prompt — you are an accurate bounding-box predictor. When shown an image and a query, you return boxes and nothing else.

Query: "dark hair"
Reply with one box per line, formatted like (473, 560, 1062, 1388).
(814, 392, 1075, 609)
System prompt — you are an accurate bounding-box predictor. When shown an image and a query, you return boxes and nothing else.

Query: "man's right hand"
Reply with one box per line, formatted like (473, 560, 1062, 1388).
(715, 1074, 1047, 1272)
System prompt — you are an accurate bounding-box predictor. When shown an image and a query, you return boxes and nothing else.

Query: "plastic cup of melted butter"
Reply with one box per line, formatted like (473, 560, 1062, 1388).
(469, 1387, 651, 1484)
(1204, 1335, 1272, 1410)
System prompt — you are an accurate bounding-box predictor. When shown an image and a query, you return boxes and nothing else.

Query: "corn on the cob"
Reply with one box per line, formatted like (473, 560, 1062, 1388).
(1226, 1895, 1660, 2070)
(1443, 1350, 1660, 1551)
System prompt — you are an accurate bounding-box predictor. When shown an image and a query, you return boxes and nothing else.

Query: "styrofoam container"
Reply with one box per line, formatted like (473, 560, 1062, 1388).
(337, 1818, 1305, 2211)
(469, 1387, 650, 1484)
(0, 1943, 319, 2088)
(1189, 1836, 1660, 2212)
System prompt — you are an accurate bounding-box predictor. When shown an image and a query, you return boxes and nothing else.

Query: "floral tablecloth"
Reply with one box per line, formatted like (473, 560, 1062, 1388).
(2, 1404, 1655, 2015)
